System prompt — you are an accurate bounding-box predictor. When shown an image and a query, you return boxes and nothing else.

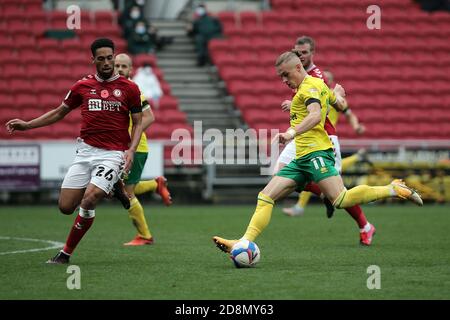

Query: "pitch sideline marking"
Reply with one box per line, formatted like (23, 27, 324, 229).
(0, 236, 64, 255)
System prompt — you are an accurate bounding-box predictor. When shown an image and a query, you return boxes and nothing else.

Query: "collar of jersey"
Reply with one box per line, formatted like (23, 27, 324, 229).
(305, 64, 316, 73)
(95, 73, 120, 82)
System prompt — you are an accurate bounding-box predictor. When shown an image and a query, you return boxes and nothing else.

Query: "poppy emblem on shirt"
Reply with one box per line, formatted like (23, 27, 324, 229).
(101, 90, 109, 98)
(113, 89, 122, 97)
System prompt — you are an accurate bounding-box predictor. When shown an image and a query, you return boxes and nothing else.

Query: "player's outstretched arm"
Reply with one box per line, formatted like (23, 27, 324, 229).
(333, 83, 346, 97)
(141, 107, 154, 131)
(346, 111, 365, 135)
(331, 98, 365, 135)
(6, 103, 71, 134)
(330, 84, 365, 135)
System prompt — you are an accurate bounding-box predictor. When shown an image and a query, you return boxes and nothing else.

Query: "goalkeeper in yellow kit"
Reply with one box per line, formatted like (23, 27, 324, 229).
(115, 54, 172, 246)
(213, 51, 423, 253)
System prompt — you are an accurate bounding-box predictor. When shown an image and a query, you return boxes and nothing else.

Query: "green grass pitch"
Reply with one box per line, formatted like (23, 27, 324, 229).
(0, 204, 449, 300)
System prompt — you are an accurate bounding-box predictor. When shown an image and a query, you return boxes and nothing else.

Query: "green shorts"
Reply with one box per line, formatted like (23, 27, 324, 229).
(124, 152, 148, 185)
(276, 149, 339, 190)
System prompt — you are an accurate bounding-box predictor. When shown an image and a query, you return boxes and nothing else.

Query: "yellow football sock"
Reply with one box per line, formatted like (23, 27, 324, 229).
(134, 179, 158, 195)
(341, 154, 359, 171)
(243, 193, 274, 242)
(128, 197, 152, 239)
(297, 191, 312, 208)
(333, 185, 393, 209)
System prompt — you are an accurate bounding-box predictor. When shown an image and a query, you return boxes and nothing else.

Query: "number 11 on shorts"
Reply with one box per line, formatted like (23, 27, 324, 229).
(311, 156, 326, 170)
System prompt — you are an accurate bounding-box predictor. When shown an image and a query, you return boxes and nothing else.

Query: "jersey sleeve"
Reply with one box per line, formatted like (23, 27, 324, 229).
(63, 82, 83, 109)
(128, 83, 142, 114)
(301, 83, 322, 107)
(328, 87, 337, 105)
(140, 94, 151, 112)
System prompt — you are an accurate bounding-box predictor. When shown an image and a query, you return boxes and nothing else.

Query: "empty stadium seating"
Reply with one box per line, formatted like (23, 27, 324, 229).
(210, 0, 450, 139)
(0, 0, 192, 166)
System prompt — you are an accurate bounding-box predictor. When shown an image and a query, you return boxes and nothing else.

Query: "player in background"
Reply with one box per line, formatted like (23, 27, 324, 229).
(322, 70, 372, 171)
(276, 36, 376, 246)
(114, 53, 172, 246)
(6, 38, 143, 263)
(213, 52, 422, 253)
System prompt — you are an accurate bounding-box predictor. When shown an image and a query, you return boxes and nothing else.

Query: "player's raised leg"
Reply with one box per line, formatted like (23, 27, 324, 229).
(341, 148, 373, 171)
(318, 175, 423, 209)
(134, 176, 172, 206)
(213, 171, 299, 253)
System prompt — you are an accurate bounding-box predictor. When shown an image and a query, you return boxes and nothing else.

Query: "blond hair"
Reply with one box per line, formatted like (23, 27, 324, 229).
(275, 51, 299, 67)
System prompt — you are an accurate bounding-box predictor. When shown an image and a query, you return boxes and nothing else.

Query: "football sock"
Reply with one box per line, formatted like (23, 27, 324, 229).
(304, 182, 322, 196)
(333, 185, 393, 209)
(243, 193, 274, 242)
(63, 208, 95, 255)
(128, 197, 152, 239)
(297, 191, 312, 208)
(361, 223, 372, 233)
(345, 205, 368, 229)
(134, 179, 158, 195)
(341, 154, 359, 171)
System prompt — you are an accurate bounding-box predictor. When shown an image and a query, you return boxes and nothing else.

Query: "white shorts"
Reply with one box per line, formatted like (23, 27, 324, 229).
(61, 138, 125, 194)
(276, 135, 342, 173)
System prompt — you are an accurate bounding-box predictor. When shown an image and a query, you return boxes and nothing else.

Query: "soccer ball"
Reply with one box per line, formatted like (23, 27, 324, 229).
(230, 239, 260, 268)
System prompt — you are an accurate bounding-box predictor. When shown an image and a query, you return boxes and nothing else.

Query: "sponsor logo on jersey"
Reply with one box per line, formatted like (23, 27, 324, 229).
(88, 99, 122, 111)
(88, 99, 102, 111)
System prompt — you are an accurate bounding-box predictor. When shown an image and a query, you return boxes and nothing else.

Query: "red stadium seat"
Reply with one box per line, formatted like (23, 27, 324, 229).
(239, 11, 260, 28)
(33, 80, 59, 95)
(217, 11, 237, 27)
(18, 50, 43, 64)
(43, 50, 66, 65)
(94, 10, 118, 25)
(48, 65, 71, 80)
(211, 51, 238, 67)
(133, 53, 157, 68)
(242, 109, 271, 123)
(159, 96, 179, 110)
(147, 123, 173, 140)
(22, 2, 43, 13)
(227, 80, 254, 96)
(61, 38, 82, 51)
(1, 6, 24, 20)
(0, 37, 14, 50)
(37, 38, 60, 51)
(271, 0, 293, 11)
(153, 110, 187, 124)
(235, 95, 261, 110)
(0, 94, 15, 111)
(2, 65, 28, 81)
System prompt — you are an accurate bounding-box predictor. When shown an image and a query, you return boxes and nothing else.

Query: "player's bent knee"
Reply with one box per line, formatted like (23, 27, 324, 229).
(334, 202, 344, 209)
(58, 204, 76, 215)
(332, 189, 348, 209)
(80, 190, 104, 209)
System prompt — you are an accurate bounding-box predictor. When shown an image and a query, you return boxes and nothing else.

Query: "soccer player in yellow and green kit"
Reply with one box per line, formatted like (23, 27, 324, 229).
(115, 53, 172, 246)
(213, 51, 423, 253)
